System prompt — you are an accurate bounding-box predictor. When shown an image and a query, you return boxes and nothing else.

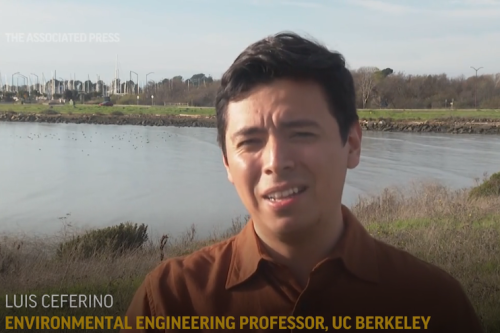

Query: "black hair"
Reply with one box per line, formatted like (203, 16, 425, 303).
(215, 31, 358, 158)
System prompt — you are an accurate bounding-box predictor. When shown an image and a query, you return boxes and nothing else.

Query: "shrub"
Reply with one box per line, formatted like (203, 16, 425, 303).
(57, 222, 148, 260)
(85, 100, 101, 105)
(470, 172, 500, 198)
(111, 111, 124, 116)
(116, 95, 139, 105)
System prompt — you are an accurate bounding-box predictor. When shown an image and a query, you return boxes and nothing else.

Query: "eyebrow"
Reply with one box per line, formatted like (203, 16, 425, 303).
(231, 119, 321, 141)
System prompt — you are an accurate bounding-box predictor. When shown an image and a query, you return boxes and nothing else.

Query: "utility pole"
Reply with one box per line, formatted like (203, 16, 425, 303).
(12, 72, 19, 93)
(53, 71, 56, 100)
(18, 74, 28, 98)
(30, 73, 38, 96)
(146, 72, 154, 94)
(470, 66, 483, 109)
(130, 71, 138, 95)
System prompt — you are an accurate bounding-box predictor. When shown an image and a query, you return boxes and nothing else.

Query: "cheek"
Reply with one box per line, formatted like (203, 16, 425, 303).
(300, 145, 339, 172)
(305, 146, 348, 186)
(230, 155, 261, 194)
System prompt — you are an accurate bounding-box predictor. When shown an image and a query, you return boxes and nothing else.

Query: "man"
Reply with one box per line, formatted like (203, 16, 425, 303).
(122, 32, 483, 332)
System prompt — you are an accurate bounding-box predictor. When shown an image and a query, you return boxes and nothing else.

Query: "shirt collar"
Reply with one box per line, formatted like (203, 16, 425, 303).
(225, 218, 267, 290)
(225, 205, 379, 290)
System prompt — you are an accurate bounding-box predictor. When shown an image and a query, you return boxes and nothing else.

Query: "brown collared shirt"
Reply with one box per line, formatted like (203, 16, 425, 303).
(122, 205, 483, 332)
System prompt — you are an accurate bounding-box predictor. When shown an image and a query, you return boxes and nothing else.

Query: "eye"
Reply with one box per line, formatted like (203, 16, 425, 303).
(294, 132, 315, 137)
(238, 139, 260, 147)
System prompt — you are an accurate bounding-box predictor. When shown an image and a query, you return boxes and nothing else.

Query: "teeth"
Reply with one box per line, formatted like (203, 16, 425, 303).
(267, 187, 300, 201)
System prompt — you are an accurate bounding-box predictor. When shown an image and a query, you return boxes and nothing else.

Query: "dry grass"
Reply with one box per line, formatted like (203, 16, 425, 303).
(0, 182, 499, 332)
(0, 216, 249, 294)
(352, 181, 500, 332)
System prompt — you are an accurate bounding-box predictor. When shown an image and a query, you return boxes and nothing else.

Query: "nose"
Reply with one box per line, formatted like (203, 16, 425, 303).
(262, 135, 295, 175)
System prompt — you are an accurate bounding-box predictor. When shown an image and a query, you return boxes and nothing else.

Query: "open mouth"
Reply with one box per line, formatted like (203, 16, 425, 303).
(264, 186, 307, 202)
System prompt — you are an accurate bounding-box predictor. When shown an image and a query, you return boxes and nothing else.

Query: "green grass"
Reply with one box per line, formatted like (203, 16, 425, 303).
(470, 172, 500, 198)
(357, 109, 500, 120)
(2, 104, 500, 120)
(0, 103, 215, 116)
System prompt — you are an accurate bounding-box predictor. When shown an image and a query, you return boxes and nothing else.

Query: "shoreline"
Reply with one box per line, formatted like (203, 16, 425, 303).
(1, 111, 500, 134)
(1, 181, 498, 332)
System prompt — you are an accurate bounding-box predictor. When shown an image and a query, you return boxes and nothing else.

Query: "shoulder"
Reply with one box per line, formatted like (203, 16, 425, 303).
(373, 238, 464, 294)
(143, 236, 236, 297)
(372, 238, 482, 326)
(372, 239, 483, 330)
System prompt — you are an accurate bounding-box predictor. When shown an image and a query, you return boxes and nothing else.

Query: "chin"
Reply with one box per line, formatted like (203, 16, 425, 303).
(269, 216, 314, 235)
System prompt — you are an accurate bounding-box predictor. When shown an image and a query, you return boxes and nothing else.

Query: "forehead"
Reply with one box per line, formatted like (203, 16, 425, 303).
(225, 79, 331, 132)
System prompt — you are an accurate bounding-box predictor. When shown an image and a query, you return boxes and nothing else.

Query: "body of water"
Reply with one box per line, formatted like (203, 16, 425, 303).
(1, 122, 500, 237)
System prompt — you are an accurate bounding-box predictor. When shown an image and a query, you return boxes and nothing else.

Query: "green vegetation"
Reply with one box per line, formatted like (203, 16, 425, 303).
(0, 182, 499, 332)
(3, 70, 500, 109)
(0, 103, 215, 116)
(2, 103, 500, 120)
(57, 222, 148, 260)
(470, 172, 500, 198)
(357, 108, 500, 120)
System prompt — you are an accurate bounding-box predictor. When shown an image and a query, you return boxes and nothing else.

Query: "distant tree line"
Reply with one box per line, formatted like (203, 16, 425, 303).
(110, 73, 218, 106)
(134, 70, 500, 109)
(351, 68, 500, 109)
(2, 70, 499, 109)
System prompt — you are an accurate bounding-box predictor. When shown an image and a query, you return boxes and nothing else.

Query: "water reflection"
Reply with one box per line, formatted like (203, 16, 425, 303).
(1, 122, 499, 237)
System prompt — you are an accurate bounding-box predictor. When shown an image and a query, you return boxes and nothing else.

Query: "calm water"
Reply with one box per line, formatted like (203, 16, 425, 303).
(1, 122, 500, 237)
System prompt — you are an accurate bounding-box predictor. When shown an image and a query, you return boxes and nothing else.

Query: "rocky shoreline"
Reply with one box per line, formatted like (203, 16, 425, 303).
(1, 111, 500, 135)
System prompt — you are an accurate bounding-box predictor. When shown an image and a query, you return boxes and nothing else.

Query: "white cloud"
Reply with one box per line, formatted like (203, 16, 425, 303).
(343, 31, 500, 76)
(444, 8, 500, 18)
(0, 2, 114, 30)
(350, 0, 419, 14)
(1, 0, 499, 79)
(249, 0, 323, 8)
(448, 0, 500, 5)
(350, 0, 500, 19)
(279, 1, 323, 8)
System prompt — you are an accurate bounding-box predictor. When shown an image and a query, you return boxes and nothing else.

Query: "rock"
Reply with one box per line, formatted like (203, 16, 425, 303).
(0, 112, 498, 134)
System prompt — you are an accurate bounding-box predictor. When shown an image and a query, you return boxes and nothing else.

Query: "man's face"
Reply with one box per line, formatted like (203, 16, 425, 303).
(223, 79, 362, 237)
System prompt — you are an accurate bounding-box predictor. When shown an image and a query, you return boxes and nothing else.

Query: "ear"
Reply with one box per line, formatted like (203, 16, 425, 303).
(222, 154, 234, 184)
(346, 122, 362, 169)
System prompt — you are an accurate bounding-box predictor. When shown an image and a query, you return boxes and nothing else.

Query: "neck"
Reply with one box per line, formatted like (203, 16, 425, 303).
(254, 206, 345, 288)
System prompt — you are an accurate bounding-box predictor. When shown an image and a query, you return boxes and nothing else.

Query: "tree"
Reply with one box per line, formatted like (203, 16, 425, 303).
(189, 74, 209, 87)
(190, 74, 206, 81)
(495, 73, 500, 88)
(64, 89, 73, 100)
(379, 68, 394, 78)
(356, 67, 379, 109)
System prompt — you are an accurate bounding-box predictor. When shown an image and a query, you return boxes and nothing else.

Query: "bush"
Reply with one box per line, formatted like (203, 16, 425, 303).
(470, 172, 500, 198)
(109, 95, 120, 104)
(85, 100, 101, 105)
(57, 222, 148, 260)
(116, 95, 139, 105)
(111, 111, 124, 116)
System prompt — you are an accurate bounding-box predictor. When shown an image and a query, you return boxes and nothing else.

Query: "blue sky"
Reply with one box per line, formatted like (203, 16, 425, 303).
(1, 0, 499, 85)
